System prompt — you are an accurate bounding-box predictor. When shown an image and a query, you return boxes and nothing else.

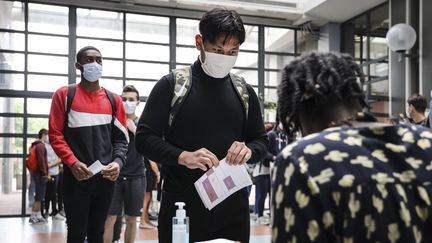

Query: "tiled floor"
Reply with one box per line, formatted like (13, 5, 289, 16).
(0, 216, 271, 243)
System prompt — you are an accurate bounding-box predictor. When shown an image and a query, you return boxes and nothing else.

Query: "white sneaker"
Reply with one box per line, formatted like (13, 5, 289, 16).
(53, 213, 65, 220)
(258, 216, 270, 225)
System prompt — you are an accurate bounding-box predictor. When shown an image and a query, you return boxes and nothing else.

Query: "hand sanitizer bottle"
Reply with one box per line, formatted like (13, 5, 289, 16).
(172, 202, 189, 243)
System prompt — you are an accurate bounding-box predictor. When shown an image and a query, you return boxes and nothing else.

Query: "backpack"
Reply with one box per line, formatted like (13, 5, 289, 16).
(168, 66, 250, 132)
(26, 145, 38, 172)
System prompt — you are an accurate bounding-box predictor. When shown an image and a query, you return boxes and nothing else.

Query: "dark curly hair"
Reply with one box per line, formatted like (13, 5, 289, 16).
(277, 52, 367, 136)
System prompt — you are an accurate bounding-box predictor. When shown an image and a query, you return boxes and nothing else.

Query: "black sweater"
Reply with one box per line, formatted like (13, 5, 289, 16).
(135, 59, 268, 192)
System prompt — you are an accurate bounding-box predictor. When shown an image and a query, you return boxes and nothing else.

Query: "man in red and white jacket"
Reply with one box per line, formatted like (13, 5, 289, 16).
(49, 46, 128, 243)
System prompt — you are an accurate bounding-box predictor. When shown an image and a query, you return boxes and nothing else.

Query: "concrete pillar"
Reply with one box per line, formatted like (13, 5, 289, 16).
(318, 22, 341, 52)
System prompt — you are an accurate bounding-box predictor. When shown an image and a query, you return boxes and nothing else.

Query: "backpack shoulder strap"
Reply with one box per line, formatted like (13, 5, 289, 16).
(64, 84, 77, 129)
(229, 72, 249, 121)
(168, 66, 192, 128)
(104, 89, 117, 117)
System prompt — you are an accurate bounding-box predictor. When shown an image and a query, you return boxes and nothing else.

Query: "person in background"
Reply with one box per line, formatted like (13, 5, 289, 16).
(29, 128, 49, 224)
(49, 46, 128, 243)
(407, 93, 429, 127)
(139, 159, 160, 229)
(103, 85, 146, 243)
(272, 51, 432, 242)
(135, 8, 268, 242)
(44, 138, 64, 220)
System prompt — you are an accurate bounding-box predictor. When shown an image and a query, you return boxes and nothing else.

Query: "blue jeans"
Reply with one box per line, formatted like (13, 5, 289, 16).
(254, 174, 270, 217)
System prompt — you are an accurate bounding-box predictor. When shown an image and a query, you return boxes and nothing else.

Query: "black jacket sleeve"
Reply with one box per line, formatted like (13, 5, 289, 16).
(135, 75, 183, 165)
(244, 84, 269, 164)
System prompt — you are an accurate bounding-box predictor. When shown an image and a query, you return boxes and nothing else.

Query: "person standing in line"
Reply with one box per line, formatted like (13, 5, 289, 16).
(135, 8, 268, 243)
(407, 94, 430, 127)
(103, 85, 146, 243)
(44, 138, 64, 220)
(139, 158, 160, 229)
(29, 128, 49, 224)
(49, 46, 128, 243)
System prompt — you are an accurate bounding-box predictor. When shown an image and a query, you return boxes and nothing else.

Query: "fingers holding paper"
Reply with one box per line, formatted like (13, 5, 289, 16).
(226, 141, 251, 165)
(178, 148, 219, 171)
(71, 161, 93, 181)
(101, 162, 120, 181)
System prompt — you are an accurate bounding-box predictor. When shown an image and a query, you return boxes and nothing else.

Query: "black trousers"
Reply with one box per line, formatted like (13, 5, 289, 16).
(62, 169, 114, 243)
(45, 174, 59, 215)
(158, 186, 250, 243)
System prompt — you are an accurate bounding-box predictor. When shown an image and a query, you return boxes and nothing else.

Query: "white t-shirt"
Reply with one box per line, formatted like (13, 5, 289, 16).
(45, 142, 59, 175)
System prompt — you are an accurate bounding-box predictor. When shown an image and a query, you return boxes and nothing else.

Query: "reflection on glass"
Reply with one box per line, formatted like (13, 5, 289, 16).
(241, 25, 258, 51)
(176, 47, 198, 64)
(0, 97, 23, 113)
(265, 27, 294, 53)
(0, 138, 23, 153)
(0, 117, 23, 133)
(0, 73, 24, 91)
(264, 88, 277, 122)
(126, 62, 168, 80)
(370, 37, 388, 59)
(265, 71, 281, 87)
(0, 157, 25, 215)
(232, 69, 257, 86)
(0, 53, 25, 71)
(126, 43, 169, 62)
(371, 80, 388, 96)
(0, 32, 24, 51)
(370, 63, 388, 77)
(27, 98, 51, 115)
(28, 55, 67, 74)
(77, 38, 123, 58)
(265, 54, 293, 70)
(126, 13, 169, 43)
(29, 3, 68, 35)
(297, 32, 318, 54)
(236, 52, 257, 68)
(27, 74, 67, 92)
(126, 80, 157, 97)
(177, 19, 199, 46)
(28, 34, 68, 54)
(100, 79, 123, 95)
(100, 59, 123, 77)
(27, 117, 48, 134)
(77, 9, 123, 39)
(0, 1, 24, 30)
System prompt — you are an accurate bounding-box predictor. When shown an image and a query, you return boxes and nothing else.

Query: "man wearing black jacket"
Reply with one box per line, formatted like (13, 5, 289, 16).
(135, 8, 268, 243)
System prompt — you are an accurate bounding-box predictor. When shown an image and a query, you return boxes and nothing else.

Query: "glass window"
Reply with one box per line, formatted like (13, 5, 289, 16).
(370, 37, 388, 59)
(28, 34, 68, 55)
(126, 13, 169, 44)
(27, 117, 48, 134)
(28, 3, 68, 35)
(100, 79, 123, 95)
(0, 117, 23, 133)
(176, 46, 198, 64)
(265, 71, 281, 87)
(0, 53, 24, 71)
(0, 32, 25, 51)
(0, 97, 23, 113)
(101, 59, 123, 78)
(265, 54, 294, 70)
(236, 52, 258, 68)
(232, 69, 258, 86)
(125, 80, 157, 97)
(265, 27, 295, 53)
(370, 63, 388, 77)
(241, 25, 258, 51)
(297, 31, 318, 53)
(0, 1, 25, 30)
(371, 79, 388, 96)
(0, 137, 23, 153)
(370, 100, 389, 115)
(0, 157, 25, 215)
(27, 74, 67, 92)
(0, 73, 24, 91)
(126, 43, 169, 62)
(126, 61, 168, 80)
(264, 88, 277, 102)
(76, 38, 123, 59)
(176, 19, 199, 46)
(77, 9, 123, 39)
(27, 98, 51, 115)
(28, 54, 68, 74)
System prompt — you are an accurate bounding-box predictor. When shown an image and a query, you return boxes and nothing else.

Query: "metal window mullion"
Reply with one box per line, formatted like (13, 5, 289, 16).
(258, 25, 265, 114)
(123, 12, 126, 88)
(169, 16, 176, 71)
(69, 6, 77, 85)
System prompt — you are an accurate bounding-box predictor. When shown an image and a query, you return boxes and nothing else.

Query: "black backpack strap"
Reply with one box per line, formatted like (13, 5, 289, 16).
(64, 84, 77, 130)
(104, 89, 116, 117)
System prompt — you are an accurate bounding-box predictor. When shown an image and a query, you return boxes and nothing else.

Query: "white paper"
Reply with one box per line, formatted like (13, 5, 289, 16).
(194, 158, 252, 210)
(88, 160, 104, 175)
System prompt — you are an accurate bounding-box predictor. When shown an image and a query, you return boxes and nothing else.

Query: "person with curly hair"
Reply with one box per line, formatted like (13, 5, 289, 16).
(272, 52, 432, 243)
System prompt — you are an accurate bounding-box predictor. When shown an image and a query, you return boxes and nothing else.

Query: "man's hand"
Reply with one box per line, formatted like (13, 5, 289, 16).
(178, 148, 219, 171)
(101, 162, 120, 181)
(126, 119, 137, 134)
(226, 141, 252, 165)
(71, 161, 93, 181)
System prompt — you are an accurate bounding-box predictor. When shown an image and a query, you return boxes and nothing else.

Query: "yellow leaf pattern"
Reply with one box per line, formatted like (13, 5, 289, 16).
(295, 190, 310, 209)
(420, 131, 432, 138)
(338, 174, 355, 187)
(413, 225, 422, 243)
(312, 168, 335, 184)
(402, 132, 414, 143)
(322, 211, 334, 229)
(348, 193, 360, 218)
(304, 143, 326, 155)
(284, 207, 295, 232)
(395, 184, 408, 203)
(284, 163, 295, 186)
(307, 220, 319, 241)
(426, 161, 432, 171)
(350, 155, 373, 168)
(324, 150, 349, 162)
(415, 206, 429, 222)
(343, 136, 363, 146)
(371, 149, 388, 162)
(299, 156, 308, 174)
(388, 223, 400, 243)
(385, 143, 407, 153)
(376, 184, 388, 198)
(372, 173, 395, 184)
(364, 215, 375, 239)
(332, 191, 341, 206)
(399, 202, 411, 227)
(324, 132, 341, 141)
(393, 170, 416, 183)
(275, 185, 284, 209)
(406, 157, 423, 169)
(372, 195, 384, 213)
(417, 186, 431, 206)
(417, 138, 431, 150)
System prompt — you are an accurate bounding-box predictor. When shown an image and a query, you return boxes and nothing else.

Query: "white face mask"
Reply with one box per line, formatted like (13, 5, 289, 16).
(123, 101, 137, 115)
(200, 46, 237, 78)
(80, 62, 102, 82)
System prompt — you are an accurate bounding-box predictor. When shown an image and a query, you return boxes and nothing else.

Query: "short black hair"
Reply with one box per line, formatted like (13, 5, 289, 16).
(76, 46, 101, 63)
(122, 85, 140, 100)
(199, 8, 245, 45)
(408, 94, 427, 113)
(277, 52, 367, 136)
(38, 128, 48, 139)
